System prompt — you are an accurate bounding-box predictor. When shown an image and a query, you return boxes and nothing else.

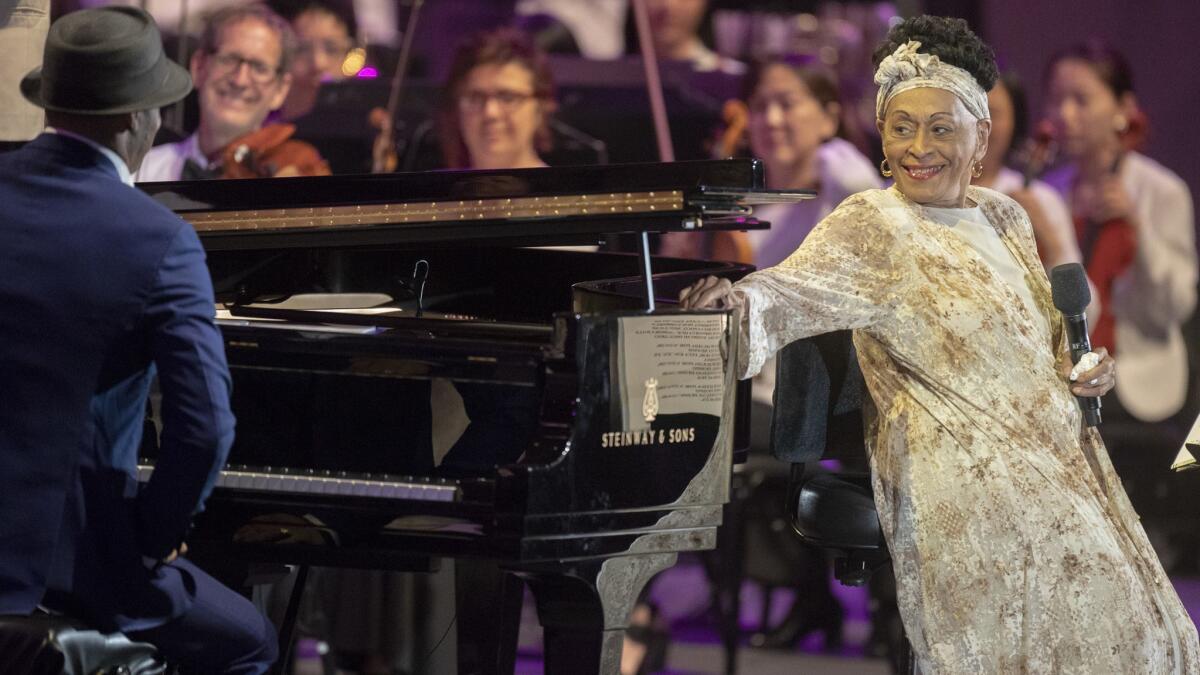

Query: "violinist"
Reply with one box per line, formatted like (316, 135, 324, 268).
(136, 4, 329, 182)
(1043, 42, 1196, 427)
(267, 0, 357, 123)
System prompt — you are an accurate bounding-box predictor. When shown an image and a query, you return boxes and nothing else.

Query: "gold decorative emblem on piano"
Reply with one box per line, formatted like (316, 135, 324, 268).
(642, 377, 659, 422)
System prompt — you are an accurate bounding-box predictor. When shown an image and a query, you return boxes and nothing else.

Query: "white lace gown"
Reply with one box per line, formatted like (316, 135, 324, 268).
(733, 185, 1200, 673)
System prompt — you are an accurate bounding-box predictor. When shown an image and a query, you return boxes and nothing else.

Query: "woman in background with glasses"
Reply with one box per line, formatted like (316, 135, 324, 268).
(437, 27, 557, 170)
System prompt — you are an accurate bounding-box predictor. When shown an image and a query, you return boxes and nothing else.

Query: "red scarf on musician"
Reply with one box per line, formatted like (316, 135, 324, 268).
(1064, 111, 1147, 355)
(1075, 215, 1135, 354)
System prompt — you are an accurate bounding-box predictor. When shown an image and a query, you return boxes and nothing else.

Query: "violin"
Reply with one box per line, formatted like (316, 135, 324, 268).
(714, 98, 749, 160)
(660, 100, 755, 263)
(219, 123, 330, 179)
(1020, 120, 1057, 188)
(708, 99, 754, 264)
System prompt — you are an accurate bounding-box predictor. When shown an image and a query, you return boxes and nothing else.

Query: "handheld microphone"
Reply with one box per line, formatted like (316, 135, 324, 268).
(1050, 263, 1102, 426)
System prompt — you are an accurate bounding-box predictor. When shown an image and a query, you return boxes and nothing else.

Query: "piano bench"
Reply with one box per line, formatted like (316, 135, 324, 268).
(787, 467, 915, 674)
(0, 614, 164, 675)
(789, 470, 889, 587)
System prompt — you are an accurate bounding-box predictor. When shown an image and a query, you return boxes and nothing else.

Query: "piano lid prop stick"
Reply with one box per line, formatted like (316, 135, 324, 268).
(630, 0, 675, 311)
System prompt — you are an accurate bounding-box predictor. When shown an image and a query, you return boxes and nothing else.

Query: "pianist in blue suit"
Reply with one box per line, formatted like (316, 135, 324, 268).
(0, 7, 276, 674)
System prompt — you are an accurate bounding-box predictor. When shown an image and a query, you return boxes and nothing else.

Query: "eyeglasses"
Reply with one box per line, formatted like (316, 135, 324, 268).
(458, 89, 537, 112)
(208, 51, 282, 84)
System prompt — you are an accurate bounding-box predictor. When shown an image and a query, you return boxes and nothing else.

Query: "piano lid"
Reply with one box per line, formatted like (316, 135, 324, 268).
(138, 159, 814, 251)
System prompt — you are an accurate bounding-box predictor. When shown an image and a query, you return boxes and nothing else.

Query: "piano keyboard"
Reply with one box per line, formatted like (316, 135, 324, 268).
(136, 464, 461, 502)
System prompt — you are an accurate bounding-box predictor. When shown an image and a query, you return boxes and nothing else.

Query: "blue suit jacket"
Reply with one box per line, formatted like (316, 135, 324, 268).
(0, 134, 235, 631)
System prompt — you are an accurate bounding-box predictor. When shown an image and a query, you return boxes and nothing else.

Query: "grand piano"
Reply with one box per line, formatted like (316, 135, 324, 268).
(136, 159, 809, 674)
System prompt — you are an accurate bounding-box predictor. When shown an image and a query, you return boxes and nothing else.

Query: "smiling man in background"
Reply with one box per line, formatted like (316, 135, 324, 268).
(136, 2, 327, 180)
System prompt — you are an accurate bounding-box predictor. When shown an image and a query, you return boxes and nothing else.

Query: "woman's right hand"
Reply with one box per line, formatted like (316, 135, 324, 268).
(679, 275, 740, 310)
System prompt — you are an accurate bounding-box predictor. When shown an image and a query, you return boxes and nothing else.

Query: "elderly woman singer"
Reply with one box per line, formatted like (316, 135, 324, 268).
(681, 16, 1199, 674)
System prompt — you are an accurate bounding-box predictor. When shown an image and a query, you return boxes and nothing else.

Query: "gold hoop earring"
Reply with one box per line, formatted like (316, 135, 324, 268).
(972, 161, 984, 178)
(880, 158, 893, 178)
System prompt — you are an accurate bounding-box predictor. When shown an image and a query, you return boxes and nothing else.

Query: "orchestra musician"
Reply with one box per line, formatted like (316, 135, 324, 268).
(267, 0, 359, 123)
(681, 16, 1198, 672)
(1041, 42, 1198, 570)
(631, 0, 744, 75)
(135, 3, 329, 181)
(0, 8, 276, 673)
(437, 26, 557, 171)
(1043, 42, 1197, 426)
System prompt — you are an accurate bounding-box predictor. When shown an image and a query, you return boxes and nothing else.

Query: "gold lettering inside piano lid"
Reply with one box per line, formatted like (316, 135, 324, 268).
(182, 191, 685, 233)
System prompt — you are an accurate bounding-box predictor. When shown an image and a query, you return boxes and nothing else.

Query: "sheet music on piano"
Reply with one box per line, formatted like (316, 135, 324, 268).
(214, 293, 396, 334)
(1172, 412, 1199, 471)
(615, 313, 727, 432)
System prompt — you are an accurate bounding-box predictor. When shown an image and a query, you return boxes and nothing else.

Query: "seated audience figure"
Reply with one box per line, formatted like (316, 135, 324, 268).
(136, 3, 329, 181)
(0, 7, 276, 673)
(267, 0, 358, 123)
(1043, 43, 1196, 427)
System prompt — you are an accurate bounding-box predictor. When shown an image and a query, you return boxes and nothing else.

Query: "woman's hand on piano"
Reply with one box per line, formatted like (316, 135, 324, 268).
(679, 275, 741, 310)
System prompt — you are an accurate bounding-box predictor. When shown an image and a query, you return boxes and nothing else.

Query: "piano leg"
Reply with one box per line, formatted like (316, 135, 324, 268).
(455, 559, 523, 675)
(520, 552, 678, 675)
(272, 564, 310, 675)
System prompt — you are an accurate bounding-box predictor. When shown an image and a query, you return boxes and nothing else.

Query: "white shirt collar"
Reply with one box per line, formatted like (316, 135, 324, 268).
(45, 127, 135, 187)
(178, 133, 210, 168)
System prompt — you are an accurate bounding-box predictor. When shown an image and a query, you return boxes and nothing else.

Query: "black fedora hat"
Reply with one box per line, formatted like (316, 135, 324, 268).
(21, 6, 191, 115)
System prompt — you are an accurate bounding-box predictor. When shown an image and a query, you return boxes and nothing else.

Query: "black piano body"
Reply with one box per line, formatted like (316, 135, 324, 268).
(136, 159, 811, 674)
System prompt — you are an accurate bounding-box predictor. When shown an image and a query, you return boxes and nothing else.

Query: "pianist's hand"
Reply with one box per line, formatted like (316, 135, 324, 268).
(678, 275, 741, 310)
(162, 542, 188, 564)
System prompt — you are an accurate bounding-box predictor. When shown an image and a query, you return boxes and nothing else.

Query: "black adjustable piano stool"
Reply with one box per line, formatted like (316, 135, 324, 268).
(772, 332, 915, 675)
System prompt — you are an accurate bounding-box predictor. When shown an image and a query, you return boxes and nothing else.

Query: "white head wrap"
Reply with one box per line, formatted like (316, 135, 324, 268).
(874, 40, 990, 122)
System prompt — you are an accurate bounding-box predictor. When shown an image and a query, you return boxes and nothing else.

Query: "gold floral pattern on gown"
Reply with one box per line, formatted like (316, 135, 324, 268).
(733, 185, 1200, 673)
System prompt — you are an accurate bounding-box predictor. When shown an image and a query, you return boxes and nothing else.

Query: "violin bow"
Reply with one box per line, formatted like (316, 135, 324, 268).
(629, 0, 677, 309)
(374, 0, 425, 172)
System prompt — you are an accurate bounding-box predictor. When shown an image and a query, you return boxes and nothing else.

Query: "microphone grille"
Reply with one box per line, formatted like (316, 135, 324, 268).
(1051, 263, 1091, 314)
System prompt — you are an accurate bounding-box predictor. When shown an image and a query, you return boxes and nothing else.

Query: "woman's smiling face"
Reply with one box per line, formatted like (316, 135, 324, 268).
(878, 87, 990, 207)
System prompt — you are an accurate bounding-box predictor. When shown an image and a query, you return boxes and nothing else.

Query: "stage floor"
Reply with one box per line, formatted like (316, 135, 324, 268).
(511, 557, 1200, 674)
